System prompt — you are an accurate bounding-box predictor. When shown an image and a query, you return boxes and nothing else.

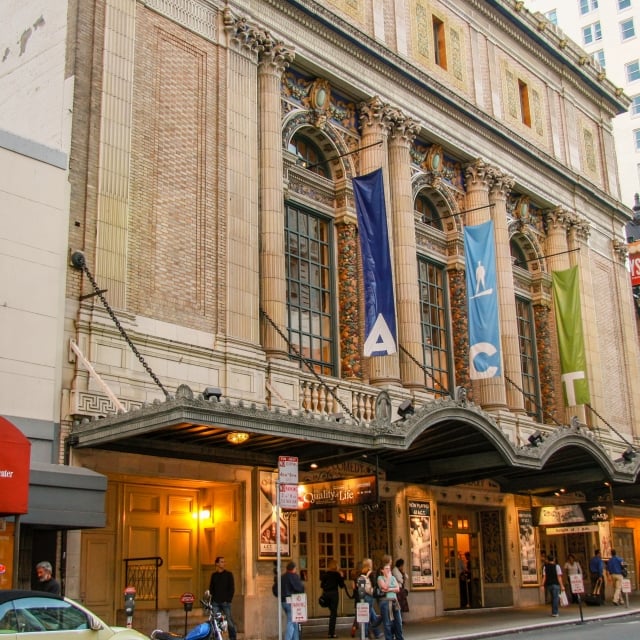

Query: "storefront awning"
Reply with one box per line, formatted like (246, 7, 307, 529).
(0, 417, 31, 516)
(21, 462, 107, 529)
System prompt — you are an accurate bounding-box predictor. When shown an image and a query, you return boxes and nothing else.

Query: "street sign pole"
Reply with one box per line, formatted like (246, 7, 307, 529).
(276, 470, 282, 640)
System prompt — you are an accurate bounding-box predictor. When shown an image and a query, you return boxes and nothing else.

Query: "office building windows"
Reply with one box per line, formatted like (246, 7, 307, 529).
(631, 95, 640, 117)
(545, 9, 558, 25)
(580, 0, 599, 15)
(627, 60, 640, 82)
(618, 0, 631, 9)
(583, 21, 602, 44)
(593, 49, 606, 68)
(635, 128, 640, 151)
(620, 18, 635, 40)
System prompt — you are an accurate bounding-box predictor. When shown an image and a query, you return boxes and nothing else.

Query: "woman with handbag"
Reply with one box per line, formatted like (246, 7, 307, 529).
(321, 558, 346, 638)
(392, 559, 409, 614)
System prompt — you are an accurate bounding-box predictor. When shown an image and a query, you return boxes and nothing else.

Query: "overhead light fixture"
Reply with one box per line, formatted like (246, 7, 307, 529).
(528, 431, 543, 447)
(309, 463, 318, 470)
(397, 399, 415, 420)
(554, 489, 566, 497)
(226, 431, 249, 445)
(622, 447, 636, 462)
(203, 386, 222, 401)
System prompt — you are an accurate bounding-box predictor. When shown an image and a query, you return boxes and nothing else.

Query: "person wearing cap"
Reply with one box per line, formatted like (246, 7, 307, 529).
(280, 561, 305, 640)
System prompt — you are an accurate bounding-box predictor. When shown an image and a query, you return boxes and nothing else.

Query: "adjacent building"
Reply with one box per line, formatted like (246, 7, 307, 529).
(526, 0, 640, 207)
(2, 0, 640, 637)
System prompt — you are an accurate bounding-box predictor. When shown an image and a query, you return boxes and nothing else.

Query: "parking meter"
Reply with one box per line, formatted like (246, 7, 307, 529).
(123, 586, 136, 628)
(357, 575, 367, 601)
(180, 592, 195, 637)
(356, 576, 368, 640)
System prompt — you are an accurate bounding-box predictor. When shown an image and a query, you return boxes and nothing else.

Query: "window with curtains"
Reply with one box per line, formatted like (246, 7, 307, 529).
(515, 296, 542, 421)
(285, 203, 336, 375)
(418, 257, 452, 395)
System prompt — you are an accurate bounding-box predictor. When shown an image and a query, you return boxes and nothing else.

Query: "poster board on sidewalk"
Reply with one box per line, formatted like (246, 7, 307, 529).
(408, 500, 434, 588)
(517, 510, 539, 585)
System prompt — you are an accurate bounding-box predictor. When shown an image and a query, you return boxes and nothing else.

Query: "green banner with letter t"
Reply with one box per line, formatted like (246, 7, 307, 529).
(551, 265, 590, 406)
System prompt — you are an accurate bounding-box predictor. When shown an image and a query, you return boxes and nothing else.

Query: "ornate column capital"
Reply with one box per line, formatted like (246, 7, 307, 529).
(388, 112, 420, 146)
(224, 7, 294, 71)
(464, 158, 492, 191)
(489, 169, 515, 199)
(613, 239, 629, 263)
(359, 96, 394, 136)
(543, 206, 573, 234)
(569, 217, 591, 242)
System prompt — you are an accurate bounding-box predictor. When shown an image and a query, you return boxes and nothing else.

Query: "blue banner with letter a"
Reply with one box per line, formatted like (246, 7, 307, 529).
(353, 168, 397, 356)
(463, 220, 501, 379)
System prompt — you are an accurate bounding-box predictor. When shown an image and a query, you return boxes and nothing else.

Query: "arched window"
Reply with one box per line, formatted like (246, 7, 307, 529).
(415, 194, 443, 231)
(288, 134, 329, 178)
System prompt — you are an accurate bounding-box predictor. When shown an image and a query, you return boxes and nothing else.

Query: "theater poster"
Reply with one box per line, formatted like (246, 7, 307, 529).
(408, 500, 434, 588)
(518, 510, 539, 585)
(258, 470, 290, 559)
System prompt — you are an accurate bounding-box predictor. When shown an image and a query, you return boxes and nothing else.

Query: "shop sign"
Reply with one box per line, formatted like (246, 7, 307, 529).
(297, 475, 377, 510)
(533, 502, 612, 527)
(546, 524, 598, 535)
(289, 593, 307, 622)
(630, 250, 640, 286)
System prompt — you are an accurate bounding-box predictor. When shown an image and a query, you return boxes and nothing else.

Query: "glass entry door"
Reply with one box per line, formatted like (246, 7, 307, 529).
(298, 507, 358, 617)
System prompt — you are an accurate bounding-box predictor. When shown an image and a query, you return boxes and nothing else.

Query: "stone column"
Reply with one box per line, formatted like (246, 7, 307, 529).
(463, 159, 507, 409)
(489, 171, 525, 412)
(95, 0, 137, 307)
(257, 36, 294, 358)
(388, 112, 423, 388)
(358, 97, 400, 387)
(543, 207, 573, 422)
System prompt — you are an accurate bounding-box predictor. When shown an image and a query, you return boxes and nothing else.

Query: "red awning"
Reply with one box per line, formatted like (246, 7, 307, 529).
(0, 417, 31, 516)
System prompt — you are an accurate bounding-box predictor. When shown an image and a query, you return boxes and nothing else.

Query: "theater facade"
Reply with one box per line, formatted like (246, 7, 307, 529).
(49, 0, 640, 636)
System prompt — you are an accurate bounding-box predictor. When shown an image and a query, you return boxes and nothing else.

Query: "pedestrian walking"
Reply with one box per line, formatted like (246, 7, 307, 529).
(606, 549, 625, 606)
(542, 554, 565, 617)
(279, 561, 305, 640)
(321, 558, 346, 638)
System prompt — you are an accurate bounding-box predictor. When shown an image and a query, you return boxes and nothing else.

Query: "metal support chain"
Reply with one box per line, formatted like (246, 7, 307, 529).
(71, 252, 170, 399)
(398, 345, 450, 398)
(504, 374, 562, 427)
(259, 308, 359, 423)
(585, 403, 635, 450)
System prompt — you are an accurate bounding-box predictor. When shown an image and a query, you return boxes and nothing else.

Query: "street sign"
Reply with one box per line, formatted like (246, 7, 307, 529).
(569, 574, 584, 594)
(356, 602, 369, 623)
(279, 483, 299, 509)
(278, 456, 298, 484)
(290, 593, 307, 622)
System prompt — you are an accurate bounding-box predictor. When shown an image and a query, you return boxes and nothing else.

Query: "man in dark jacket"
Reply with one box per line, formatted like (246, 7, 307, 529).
(209, 556, 236, 640)
(35, 561, 61, 595)
(280, 561, 305, 640)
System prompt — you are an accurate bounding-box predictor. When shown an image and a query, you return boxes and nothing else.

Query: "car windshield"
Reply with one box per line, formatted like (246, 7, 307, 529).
(0, 596, 89, 633)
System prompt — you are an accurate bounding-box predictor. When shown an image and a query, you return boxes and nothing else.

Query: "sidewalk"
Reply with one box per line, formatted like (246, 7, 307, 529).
(398, 600, 640, 639)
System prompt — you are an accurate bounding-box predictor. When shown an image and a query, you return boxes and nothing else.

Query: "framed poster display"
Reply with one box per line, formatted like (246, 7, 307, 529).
(258, 469, 291, 559)
(408, 500, 434, 588)
(518, 510, 539, 585)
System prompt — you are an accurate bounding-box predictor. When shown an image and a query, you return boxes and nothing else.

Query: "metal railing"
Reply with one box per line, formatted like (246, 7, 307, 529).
(123, 556, 163, 609)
